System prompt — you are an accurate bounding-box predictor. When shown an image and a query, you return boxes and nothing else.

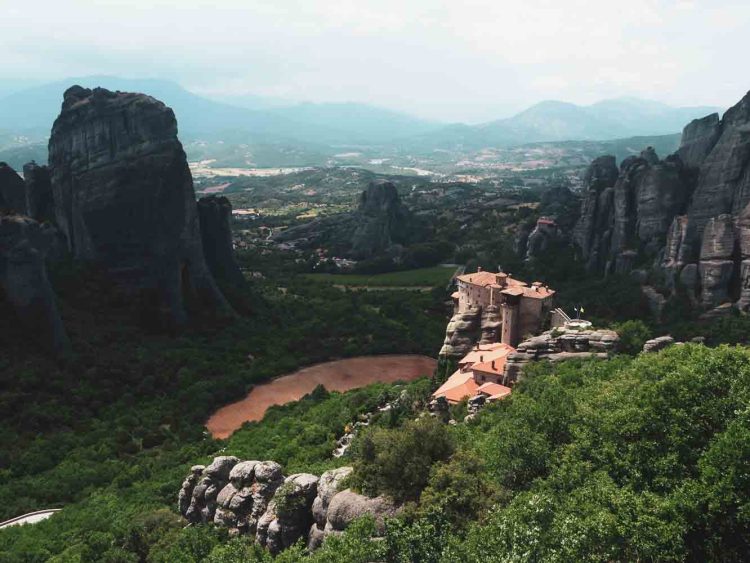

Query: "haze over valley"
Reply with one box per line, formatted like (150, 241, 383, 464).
(2, 2, 750, 561)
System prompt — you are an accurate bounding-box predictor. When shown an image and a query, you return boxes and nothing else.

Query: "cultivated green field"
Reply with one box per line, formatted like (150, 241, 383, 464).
(303, 265, 457, 287)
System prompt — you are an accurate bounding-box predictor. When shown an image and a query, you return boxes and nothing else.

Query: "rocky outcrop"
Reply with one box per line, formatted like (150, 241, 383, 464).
(642, 335, 675, 353)
(576, 148, 688, 273)
(503, 327, 619, 383)
(197, 196, 244, 286)
(0, 163, 27, 214)
(698, 214, 735, 308)
(257, 473, 319, 554)
(677, 113, 721, 169)
(179, 459, 395, 553)
(439, 306, 481, 358)
(183, 456, 240, 524)
(324, 489, 398, 534)
(48, 85, 232, 326)
(572, 90, 750, 313)
(524, 219, 561, 261)
(0, 215, 69, 355)
(351, 181, 413, 259)
(23, 162, 54, 223)
(573, 155, 619, 271)
(308, 466, 353, 549)
(479, 305, 502, 344)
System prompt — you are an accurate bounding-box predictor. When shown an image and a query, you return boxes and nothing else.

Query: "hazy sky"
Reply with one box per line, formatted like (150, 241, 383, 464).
(2, 0, 749, 122)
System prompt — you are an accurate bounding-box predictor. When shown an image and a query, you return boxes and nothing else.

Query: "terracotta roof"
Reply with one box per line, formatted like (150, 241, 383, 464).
(456, 270, 554, 300)
(472, 356, 509, 377)
(459, 343, 514, 367)
(451, 291, 460, 299)
(432, 371, 479, 404)
(488, 388, 512, 401)
(476, 382, 511, 397)
(456, 271, 502, 287)
(520, 285, 555, 300)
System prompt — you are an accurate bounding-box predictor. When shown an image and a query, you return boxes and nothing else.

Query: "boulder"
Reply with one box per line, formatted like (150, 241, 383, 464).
(0, 215, 69, 355)
(642, 336, 675, 353)
(48, 85, 233, 326)
(257, 473, 319, 554)
(197, 196, 245, 286)
(325, 489, 399, 535)
(183, 456, 239, 524)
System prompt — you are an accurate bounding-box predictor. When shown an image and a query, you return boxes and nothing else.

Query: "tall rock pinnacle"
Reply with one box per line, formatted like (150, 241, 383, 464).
(48, 85, 233, 325)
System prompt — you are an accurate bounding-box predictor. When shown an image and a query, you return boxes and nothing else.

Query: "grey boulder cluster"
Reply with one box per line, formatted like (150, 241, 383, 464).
(504, 327, 620, 382)
(178, 457, 398, 554)
(573, 90, 750, 314)
(1, 85, 243, 353)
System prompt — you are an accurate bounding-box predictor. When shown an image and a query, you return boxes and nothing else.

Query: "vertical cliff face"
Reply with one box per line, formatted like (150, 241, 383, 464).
(0, 215, 69, 355)
(23, 161, 54, 223)
(350, 181, 413, 259)
(573, 90, 750, 313)
(0, 163, 27, 215)
(197, 196, 245, 286)
(48, 85, 232, 325)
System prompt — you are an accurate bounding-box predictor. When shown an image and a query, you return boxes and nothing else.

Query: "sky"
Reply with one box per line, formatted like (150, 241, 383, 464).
(1, 0, 749, 122)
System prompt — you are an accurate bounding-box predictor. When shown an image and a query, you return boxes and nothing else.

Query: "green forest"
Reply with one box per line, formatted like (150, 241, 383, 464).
(2, 225, 750, 561)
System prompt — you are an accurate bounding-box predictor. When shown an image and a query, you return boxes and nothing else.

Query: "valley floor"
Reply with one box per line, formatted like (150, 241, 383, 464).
(206, 354, 437, 438)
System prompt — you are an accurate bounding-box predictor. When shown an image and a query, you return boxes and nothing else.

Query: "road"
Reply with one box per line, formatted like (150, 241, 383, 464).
(0, 509, 61, 529)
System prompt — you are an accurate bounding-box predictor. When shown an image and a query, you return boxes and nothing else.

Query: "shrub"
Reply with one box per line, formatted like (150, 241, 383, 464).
(350, 416, 454, 502)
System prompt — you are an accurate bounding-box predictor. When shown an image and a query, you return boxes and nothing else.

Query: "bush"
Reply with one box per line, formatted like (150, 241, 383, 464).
(350, 416, 454, 502)
(613, 319, 653, 355)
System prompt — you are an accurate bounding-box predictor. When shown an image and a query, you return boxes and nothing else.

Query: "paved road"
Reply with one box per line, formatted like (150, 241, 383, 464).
(0, 509, 60, 529)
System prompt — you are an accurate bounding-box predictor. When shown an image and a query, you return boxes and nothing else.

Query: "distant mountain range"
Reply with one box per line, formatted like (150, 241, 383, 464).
(0, 76, 721, 151)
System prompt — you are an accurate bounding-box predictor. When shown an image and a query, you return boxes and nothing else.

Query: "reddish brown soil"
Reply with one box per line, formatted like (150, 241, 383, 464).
(206, 354, 437, 439)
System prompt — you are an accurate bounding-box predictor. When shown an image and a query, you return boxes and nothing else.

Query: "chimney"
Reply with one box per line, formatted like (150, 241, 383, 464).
(492, 360, 496, 370)
(480, 355, 483, 362)
(496, 273, 507, 287)
(477, 266, 483, 272)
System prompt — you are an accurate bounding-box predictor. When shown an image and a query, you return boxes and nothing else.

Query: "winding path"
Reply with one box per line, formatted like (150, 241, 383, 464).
(0, 509, 60, 529)
(206, 354, 437, 439)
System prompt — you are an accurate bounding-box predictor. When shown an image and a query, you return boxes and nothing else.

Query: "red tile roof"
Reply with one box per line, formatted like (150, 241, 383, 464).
(459, 343, 514, 368)
(432, 371, 479, 404)
(476, 382, 511, 398)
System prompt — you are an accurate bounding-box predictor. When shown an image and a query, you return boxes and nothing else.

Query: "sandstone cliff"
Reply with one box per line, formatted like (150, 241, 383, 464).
(573, 89, 750, 312)
(48, 85, 233, 325)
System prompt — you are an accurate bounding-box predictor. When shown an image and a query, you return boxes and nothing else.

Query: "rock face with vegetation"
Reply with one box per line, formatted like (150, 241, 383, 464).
(574, 90, 750, 313)
(48, 85, 232, 326)
(504, 327, 619, 382)
(178, 459, 396, 553)
(0, 214, 69, 354)
(197, 195, 244, 286)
